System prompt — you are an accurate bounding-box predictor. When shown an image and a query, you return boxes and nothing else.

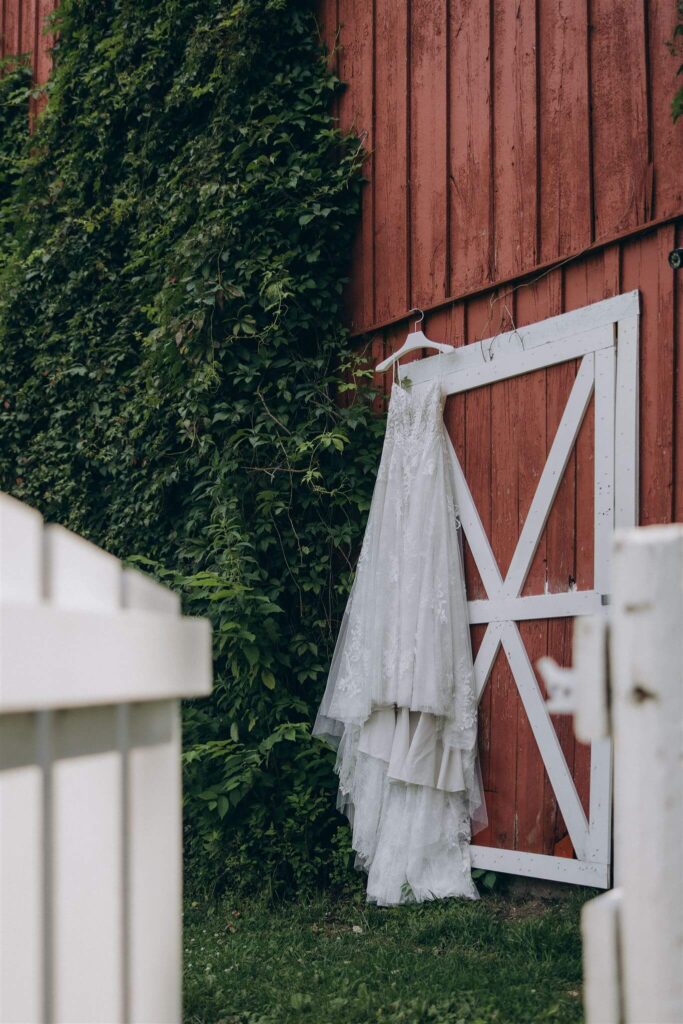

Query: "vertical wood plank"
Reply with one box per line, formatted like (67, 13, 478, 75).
(3, 0, 20, 58)
(435, 301, 467, 480)
(370, 333, 386, 415)
(380, 323, 403, 400)
(675, 221, 683, 522)
(614, 312, 639, 529)
(590, 0, 651, 238)
(437, 299, 467, 617)
(51, 708, 123, 1024)
(0, 494, 45, 1022)
(337, 0, 374, 332)
(541, 271, 581, 856)
(35, 0, 53, 81)
(610, 527, 683, 1023)
(121, 569, 182, 1024)
(563, 258, 595, 818)
(44, 526, 124, 1024)
(622, 226, 675, 526)
(316, 0, 338, 76)
(45, 524, 121, 609)
(516, 282, 552, 856)
(486, 297, 521, 851)
(409, 0, 447, 308)
(537, 0, 591, 262)
(126, 703, 182, 1024)
(0, 492, 43, 603)
(449, 0, 492, 294)
(647, 1, 683, 220)
(511, 282, 551, 854)
(582, 890, 622, 1024)
(378, 327, 393, 407)
(19, 0, 36, 66)
(460, 296, 495, 843)
(579, 256, 622, 832)
(434, 301, 486, 839)
(491, 0, 537, 280)
(569, 250, 621, 818)
(34, 0, 55, 119)
(588, 333, 616, 872)
(373, 0, 409, 323)
(593, 345, 616, 594)
(0, 715, 44, 1024)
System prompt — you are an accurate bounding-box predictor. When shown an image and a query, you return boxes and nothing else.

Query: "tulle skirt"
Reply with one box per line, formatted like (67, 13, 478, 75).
(314, 380, 486, 905)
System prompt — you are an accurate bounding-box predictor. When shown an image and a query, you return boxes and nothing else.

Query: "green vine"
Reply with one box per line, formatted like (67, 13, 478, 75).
(0, 0, 382, 894)
(0, 59, 32, 274)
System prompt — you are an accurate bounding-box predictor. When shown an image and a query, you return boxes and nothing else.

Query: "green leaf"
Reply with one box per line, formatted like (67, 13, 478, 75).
(262, 670, 276, 690)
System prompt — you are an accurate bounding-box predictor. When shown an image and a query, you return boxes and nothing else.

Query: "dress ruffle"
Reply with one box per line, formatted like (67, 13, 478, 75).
(313, 378, 487, 905)
(333, 724, 480, 905)
(359, 706, 466, 792)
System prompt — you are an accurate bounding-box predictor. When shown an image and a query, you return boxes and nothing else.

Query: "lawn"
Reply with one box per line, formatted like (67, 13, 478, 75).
(183, 885, 589, 1023)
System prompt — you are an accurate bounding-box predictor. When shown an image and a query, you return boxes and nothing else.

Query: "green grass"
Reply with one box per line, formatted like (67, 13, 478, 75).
(183, 886, 589, 1024)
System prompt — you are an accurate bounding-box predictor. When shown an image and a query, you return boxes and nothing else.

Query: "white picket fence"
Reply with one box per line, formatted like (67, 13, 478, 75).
(540, 524, 683, 1024)
(0, 493, 212, 1024)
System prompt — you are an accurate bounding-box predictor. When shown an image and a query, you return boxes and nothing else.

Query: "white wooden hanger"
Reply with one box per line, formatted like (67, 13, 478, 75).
(375, 309, 457, 373)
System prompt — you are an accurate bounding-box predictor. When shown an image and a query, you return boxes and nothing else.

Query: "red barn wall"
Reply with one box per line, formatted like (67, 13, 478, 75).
(1, 0, 54, 94)
(318, 0, 683, 862)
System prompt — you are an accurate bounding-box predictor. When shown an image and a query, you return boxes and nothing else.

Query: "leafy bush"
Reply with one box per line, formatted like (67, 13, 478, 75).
(0, 59, 32, 272)
(0, 0, 382, 894)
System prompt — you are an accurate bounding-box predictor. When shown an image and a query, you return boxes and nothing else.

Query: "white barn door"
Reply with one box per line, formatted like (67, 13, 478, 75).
(403, 291, 639, 888)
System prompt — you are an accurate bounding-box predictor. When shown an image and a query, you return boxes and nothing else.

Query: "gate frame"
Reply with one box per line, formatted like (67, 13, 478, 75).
(401, 290, 640, 888)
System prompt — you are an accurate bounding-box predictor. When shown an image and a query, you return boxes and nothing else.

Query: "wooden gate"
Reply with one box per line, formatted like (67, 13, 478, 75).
(403, 291, 639, 886)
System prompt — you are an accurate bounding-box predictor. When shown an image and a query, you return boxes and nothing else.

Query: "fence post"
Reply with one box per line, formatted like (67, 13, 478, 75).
(609, 525, 683, 1024)
(539, 523, 683, 1024)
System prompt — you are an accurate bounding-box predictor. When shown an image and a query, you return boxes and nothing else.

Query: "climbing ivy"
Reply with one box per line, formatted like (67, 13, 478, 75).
(0, 59, 31, 274)
(0, 0, 382, 893)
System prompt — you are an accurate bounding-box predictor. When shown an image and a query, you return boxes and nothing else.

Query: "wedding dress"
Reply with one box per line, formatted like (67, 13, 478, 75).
(314, 376, 487, 906)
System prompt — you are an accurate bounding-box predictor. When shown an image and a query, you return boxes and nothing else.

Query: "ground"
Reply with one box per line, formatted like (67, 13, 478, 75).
(183, 885, 589, 1023)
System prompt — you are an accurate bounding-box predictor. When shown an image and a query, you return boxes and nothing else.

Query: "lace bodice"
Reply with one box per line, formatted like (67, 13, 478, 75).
(386, 378, 445, 436)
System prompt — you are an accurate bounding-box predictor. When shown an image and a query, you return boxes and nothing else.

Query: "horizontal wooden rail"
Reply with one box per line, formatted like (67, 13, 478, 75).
(0, 606, 211, 712)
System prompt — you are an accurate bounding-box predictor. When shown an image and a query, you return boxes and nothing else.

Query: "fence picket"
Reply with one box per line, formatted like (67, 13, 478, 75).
(123, 569, 182, 1024)
(0, 495, 45, 1023)
(44, 525, 125, 1023)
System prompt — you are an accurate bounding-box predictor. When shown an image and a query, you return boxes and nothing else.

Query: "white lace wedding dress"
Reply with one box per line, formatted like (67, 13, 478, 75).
(314, 377, 487, 906)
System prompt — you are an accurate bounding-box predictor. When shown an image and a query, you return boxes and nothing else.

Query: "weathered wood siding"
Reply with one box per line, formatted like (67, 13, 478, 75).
(319, 0, 683, 863)
(0, 0, 54, 91)
(319, 0, 683, 334)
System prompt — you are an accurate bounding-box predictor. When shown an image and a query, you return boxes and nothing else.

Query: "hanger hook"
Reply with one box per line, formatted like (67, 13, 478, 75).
(409, 307, 425, 331)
